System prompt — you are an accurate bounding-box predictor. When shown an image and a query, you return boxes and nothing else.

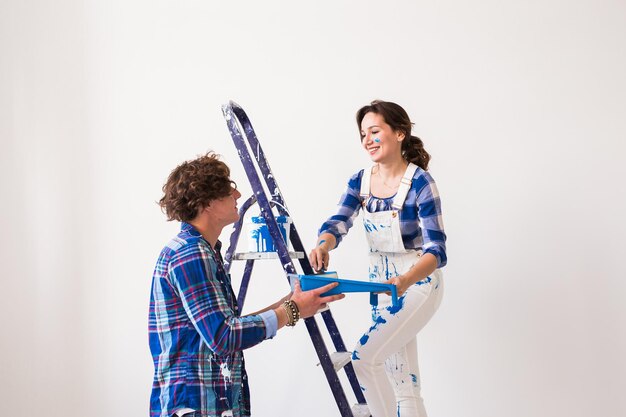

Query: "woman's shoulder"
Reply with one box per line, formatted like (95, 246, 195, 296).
(410, 165, 438, 191)
(346, 168, 366, 189)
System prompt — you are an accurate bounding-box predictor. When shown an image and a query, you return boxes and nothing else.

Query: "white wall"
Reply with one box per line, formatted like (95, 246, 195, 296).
(2, 1, 625, 416)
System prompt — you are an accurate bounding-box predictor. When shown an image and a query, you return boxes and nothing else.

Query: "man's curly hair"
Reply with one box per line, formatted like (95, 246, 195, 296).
(159, 152, 236, 222)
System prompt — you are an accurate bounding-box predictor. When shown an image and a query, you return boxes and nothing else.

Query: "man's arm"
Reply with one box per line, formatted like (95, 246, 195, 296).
(170, 243, 268, 356)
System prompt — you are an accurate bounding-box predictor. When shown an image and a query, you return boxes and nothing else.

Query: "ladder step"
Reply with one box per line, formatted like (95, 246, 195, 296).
(317, 351, 352, 372)
(232, 251, 304, 260)
(351, 404, 370, 417)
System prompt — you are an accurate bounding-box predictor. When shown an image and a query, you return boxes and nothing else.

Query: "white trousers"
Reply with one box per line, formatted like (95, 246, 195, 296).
(352, 271, 443, 417)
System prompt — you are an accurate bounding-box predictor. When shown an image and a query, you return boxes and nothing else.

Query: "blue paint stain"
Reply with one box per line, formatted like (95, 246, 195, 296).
(416, 276, 432, 286)
(394, 263, 400, 276)
(411, 373, 418, 386)
(364, 220, 378, 233)
(384, 256, 390, 279)
(374, 138, 381, 143)
(360, 385, 367, 392)
(359, 334, 369, 346)
(352, 350, 360, 360)
(368, 315, 387, 333)
(369, 265, 380, 282)
(386, 294, 405, 315)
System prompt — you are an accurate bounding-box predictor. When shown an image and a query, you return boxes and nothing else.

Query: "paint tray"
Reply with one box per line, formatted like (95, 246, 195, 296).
(288, 272, 399, 307)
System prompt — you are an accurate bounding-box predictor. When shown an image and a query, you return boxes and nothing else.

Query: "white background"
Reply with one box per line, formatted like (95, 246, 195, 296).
(2, 1, 625, 416)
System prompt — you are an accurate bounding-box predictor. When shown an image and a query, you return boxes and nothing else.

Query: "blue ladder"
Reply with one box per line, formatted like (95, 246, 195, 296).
(221, 101, 369, 417)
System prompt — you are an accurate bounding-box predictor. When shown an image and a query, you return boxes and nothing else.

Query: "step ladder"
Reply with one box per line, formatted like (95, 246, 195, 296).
(221, 101, 370, 417)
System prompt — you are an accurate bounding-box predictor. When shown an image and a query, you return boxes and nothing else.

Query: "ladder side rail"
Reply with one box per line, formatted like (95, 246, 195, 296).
(222, 104, 295, 275)
(230, 103, 289, 211)
(223, 102, 355, 416)
(253, 134, 367, 405)
(321, 311, 368, 405)
(237, 259, 255, 311)
(228, 103, 318, 279)
(304, 316, 354, 416)
(230, 104, 314, 263)
(227, 103, 324, 278)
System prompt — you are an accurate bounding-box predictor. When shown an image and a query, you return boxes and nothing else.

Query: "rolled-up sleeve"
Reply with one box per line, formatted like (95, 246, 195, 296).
(259, 310, 277, 339)
(415, 172, 447, 268)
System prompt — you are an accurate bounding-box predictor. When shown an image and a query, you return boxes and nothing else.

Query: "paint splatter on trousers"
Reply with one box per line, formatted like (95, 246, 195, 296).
(352, 271, 443, 417)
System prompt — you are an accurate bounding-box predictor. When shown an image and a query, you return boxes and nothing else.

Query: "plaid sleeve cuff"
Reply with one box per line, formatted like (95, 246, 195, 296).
(259, 310, 277, 339)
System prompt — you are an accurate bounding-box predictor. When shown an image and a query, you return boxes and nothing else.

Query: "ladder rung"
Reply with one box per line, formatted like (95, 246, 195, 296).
(317, 351, 352, 372)
(351, 404, 370, 417)
(232, 251, 305, 260)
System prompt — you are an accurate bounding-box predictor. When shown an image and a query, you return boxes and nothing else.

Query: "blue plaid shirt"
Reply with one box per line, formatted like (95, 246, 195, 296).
(319, 168, 447, 267)
(149, 223, 274, 417)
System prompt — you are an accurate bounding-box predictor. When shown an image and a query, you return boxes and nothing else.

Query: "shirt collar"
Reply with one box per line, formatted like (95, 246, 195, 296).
(181, 222, 222, 251)
(181, 221, 199, 235)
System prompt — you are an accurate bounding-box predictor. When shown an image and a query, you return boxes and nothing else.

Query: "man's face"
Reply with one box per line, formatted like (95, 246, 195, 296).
(206, 184, 242, 226)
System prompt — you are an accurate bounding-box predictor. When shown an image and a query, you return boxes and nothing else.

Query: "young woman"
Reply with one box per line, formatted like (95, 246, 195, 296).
(309, 101, 447, 417)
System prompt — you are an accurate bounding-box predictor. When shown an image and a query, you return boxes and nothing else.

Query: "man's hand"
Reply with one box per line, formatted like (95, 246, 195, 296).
(290, 279, 345, 318)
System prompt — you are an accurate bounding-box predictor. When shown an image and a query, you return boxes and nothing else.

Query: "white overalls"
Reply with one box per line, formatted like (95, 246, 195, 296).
(351, 163, 444, 417)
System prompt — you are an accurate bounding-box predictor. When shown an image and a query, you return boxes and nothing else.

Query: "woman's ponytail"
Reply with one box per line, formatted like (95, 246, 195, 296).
(402, 135, 430, 170)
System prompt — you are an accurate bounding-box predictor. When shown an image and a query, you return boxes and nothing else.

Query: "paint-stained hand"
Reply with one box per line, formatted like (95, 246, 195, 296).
(290, 279, 345, 318)
(309, 246, 330, 272)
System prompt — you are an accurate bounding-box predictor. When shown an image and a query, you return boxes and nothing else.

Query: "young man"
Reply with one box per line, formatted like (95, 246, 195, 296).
(149, 152, 343, 417)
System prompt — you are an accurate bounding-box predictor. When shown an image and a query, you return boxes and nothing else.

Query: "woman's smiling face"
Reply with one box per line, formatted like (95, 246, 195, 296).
(360, 112, 405, 163)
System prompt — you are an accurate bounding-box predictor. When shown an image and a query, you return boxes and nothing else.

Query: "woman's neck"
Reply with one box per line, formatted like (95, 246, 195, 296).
(375, 157, 408, 180)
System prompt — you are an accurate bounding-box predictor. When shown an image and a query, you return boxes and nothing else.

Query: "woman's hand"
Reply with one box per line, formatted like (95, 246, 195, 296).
(385, 254, 439, 297)
(309, 245, 330, 272)
(385, 275, 411, 297)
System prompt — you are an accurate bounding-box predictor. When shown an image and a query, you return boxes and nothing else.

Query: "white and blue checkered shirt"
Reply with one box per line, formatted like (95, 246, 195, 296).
(319, 168, 447, 268)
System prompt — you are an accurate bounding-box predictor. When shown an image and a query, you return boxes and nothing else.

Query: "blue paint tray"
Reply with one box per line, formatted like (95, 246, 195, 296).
(288, 272, 399, 307)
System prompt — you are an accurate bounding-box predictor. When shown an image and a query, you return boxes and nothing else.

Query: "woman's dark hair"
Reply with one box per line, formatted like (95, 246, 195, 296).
(159, 152, 236, 222)
(356, 100, 431, 170)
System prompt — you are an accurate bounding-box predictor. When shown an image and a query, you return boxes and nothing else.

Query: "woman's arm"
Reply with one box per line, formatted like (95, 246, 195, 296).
(388, 253, 438, 296)
(309, 171, 364, 271)
(387, 171, 447, 296)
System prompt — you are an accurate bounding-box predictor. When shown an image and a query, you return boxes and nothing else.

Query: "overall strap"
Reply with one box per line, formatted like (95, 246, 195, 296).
(391, 163, 419, 210)
(360, 167, 374, 200)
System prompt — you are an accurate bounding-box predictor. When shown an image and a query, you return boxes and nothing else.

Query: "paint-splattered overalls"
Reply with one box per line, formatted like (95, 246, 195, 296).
(351, 163, 444, 417)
